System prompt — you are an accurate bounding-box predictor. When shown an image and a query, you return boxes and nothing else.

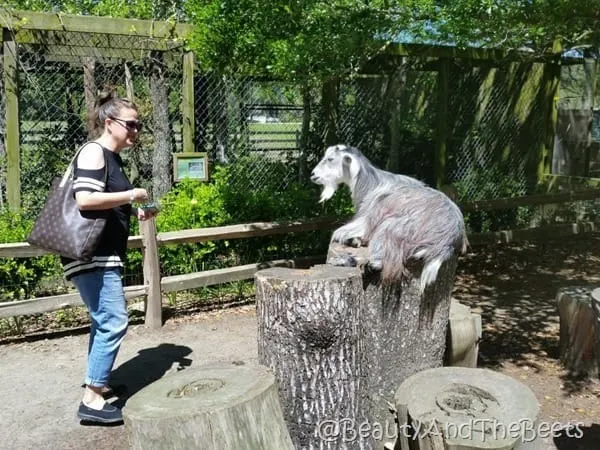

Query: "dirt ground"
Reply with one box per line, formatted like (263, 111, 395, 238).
(2, 236, 600, 449)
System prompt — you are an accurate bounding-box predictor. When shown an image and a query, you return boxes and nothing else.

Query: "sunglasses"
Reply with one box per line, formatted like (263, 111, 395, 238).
(109, 116, 143, 132)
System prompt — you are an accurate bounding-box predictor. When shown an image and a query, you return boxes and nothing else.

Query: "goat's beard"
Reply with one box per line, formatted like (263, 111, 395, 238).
(319, 183, 338, 203)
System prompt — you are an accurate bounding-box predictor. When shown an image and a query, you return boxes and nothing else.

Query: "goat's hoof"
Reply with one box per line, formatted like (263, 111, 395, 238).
(346, 237, 363, 248)
(327, 255, 358, 268)
(366, 259, 383, 273)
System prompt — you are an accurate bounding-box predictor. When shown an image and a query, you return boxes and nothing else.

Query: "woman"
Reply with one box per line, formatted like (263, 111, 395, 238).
(63, 90, 156, 424)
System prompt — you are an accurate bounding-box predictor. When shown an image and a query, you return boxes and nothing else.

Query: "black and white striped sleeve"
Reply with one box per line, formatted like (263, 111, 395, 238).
(73, 168, 106, 193)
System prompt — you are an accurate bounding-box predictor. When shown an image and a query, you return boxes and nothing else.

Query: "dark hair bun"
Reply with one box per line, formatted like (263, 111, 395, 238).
(96, 86, 116, 107)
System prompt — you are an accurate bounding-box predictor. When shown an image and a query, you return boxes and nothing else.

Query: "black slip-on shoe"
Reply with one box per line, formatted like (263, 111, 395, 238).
(77, 402, 123, 424)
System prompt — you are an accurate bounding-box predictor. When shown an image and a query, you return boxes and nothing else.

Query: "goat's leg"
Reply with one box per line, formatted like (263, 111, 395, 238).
(331, 215, 369, 247)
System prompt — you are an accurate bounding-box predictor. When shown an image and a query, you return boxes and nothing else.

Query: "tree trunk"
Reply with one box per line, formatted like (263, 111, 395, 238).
(256, 265, 365, 450)
(557, 286, 599, 377)
(298, 83, 312, 183)
(386, 60, 407, 174)
(123, 362, 294, 450)
(355, 245, 456, 433)
(149, 51, 172, 200)
(256, 243, 457, 450)
(83, 58, 97, 139)
(122, 62, 140, 185)
(322, 77, 339, 146)
(393, 367, 540, 450)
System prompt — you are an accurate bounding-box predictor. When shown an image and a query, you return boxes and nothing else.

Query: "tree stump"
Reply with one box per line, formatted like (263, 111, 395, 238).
(122, 362, 294, 450)
(445, 299, 482, 368)
(557, 286, 600, 377)
(393, 367, 540, 450)
(255, 243, 458, 450)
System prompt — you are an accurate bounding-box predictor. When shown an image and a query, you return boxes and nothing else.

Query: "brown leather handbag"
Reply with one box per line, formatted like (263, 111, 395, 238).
(27, 143, 108, 261)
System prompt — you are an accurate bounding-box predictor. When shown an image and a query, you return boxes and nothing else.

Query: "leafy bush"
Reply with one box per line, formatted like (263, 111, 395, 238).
(125, 159, 354, 278)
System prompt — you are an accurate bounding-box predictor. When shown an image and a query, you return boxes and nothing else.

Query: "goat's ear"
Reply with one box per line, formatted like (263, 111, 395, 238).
(342, 154, 353, 179)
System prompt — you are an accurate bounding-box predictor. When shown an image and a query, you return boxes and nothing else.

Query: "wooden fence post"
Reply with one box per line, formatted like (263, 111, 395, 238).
(140, 217, 162, 328)
(3, 27, 20, 212)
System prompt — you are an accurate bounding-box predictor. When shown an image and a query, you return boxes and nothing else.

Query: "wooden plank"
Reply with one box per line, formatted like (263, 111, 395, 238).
(459, 189, 600, 212)
(14, 29, 177, 52)
(383, 43, 568, 64)
(468, 221, 600, 246)
(156, 218, 344, 246)
(141, 219, 162, 329)
(0, 235, 143, 258)
(0, 285, 147, 318)
(3, 28, 20, 212)
(161, 256, 325, 293)
(182, 51, 195, 153)
(0, 8, 193, 40)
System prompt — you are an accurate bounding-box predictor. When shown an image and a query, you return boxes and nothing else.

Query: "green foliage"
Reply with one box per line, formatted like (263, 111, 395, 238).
(186, 0, 418, 80)
(0, 210, 64, 301)
(126, 159, 353, 278)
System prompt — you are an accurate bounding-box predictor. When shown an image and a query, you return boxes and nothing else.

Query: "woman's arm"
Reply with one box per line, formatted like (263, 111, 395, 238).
(73, 143, 147, 210)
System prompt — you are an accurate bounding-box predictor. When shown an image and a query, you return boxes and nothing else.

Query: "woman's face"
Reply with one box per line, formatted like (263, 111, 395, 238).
(106, 107, 142, 149)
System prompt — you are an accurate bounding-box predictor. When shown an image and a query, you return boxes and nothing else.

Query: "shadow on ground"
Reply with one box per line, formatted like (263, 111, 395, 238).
(454, 235, 600, 394)
(109, 342, 193, 408)
(554, 423, 600, 449)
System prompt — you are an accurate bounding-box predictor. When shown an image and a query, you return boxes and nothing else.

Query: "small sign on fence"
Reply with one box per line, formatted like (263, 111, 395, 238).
(173, 152, 209, 182)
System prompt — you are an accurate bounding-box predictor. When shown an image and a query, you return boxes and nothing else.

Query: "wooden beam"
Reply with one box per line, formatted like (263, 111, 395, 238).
(13, 29, 180, 52)
(182, 51, 195, 153)
(383, 43, 568, 64)
(0, 234, 143, 258)
(156, 218, 344, 246)
(468, 221, 600, 246)
(161, 256, 325, 293)
(459, 189, 600, 212)
(0, 285, 147, 318)
(3, 28, 20, 212)
(0, 8, 193, 40)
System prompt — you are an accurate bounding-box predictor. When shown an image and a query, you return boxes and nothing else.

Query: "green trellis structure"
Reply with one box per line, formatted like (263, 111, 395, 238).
(0, 8, 195, 212)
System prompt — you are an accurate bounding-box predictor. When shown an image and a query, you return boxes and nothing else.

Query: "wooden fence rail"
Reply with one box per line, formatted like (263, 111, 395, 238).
(1, 189, 600, 327)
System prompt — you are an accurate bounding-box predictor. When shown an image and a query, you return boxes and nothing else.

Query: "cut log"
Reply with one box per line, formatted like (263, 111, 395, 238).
(557, 286, 600, 377)
(255, 242, 458, 450)
(256, 265, 365, 450)
(122, 362, 294, 450)
(393, 367, 540, 450)
(445, 298, 482, 368)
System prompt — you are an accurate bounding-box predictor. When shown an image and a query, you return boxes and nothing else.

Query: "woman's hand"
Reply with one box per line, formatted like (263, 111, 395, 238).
(136, 207, 158, 221)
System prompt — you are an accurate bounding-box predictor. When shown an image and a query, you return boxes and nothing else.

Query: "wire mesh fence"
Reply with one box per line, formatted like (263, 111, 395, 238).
(0, 19, 599, 300)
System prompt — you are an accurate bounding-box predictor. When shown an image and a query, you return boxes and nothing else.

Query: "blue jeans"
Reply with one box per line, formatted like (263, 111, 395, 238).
(71, 268, 128, 387)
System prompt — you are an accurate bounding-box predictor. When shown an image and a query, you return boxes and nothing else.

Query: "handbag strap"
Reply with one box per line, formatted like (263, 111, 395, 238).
(59, 142, 108, 189)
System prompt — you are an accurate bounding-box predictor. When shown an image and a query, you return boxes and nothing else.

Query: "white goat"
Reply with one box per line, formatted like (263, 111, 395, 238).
(311, 144, 468, 292)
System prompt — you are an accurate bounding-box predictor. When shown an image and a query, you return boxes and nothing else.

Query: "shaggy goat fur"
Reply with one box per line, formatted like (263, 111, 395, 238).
(311, 144, 468, 292)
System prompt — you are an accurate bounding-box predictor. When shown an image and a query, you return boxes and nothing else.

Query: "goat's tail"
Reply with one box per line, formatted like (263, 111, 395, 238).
(377, 238, 456, 293)
(420, 256, 444, 293)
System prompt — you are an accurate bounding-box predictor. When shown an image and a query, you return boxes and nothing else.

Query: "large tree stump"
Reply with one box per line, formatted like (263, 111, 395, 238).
(557, 286, 600, 377)
(255, 243, 458, 450)
(393, 367, 540, 450)
(122, 362, 294, 450)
